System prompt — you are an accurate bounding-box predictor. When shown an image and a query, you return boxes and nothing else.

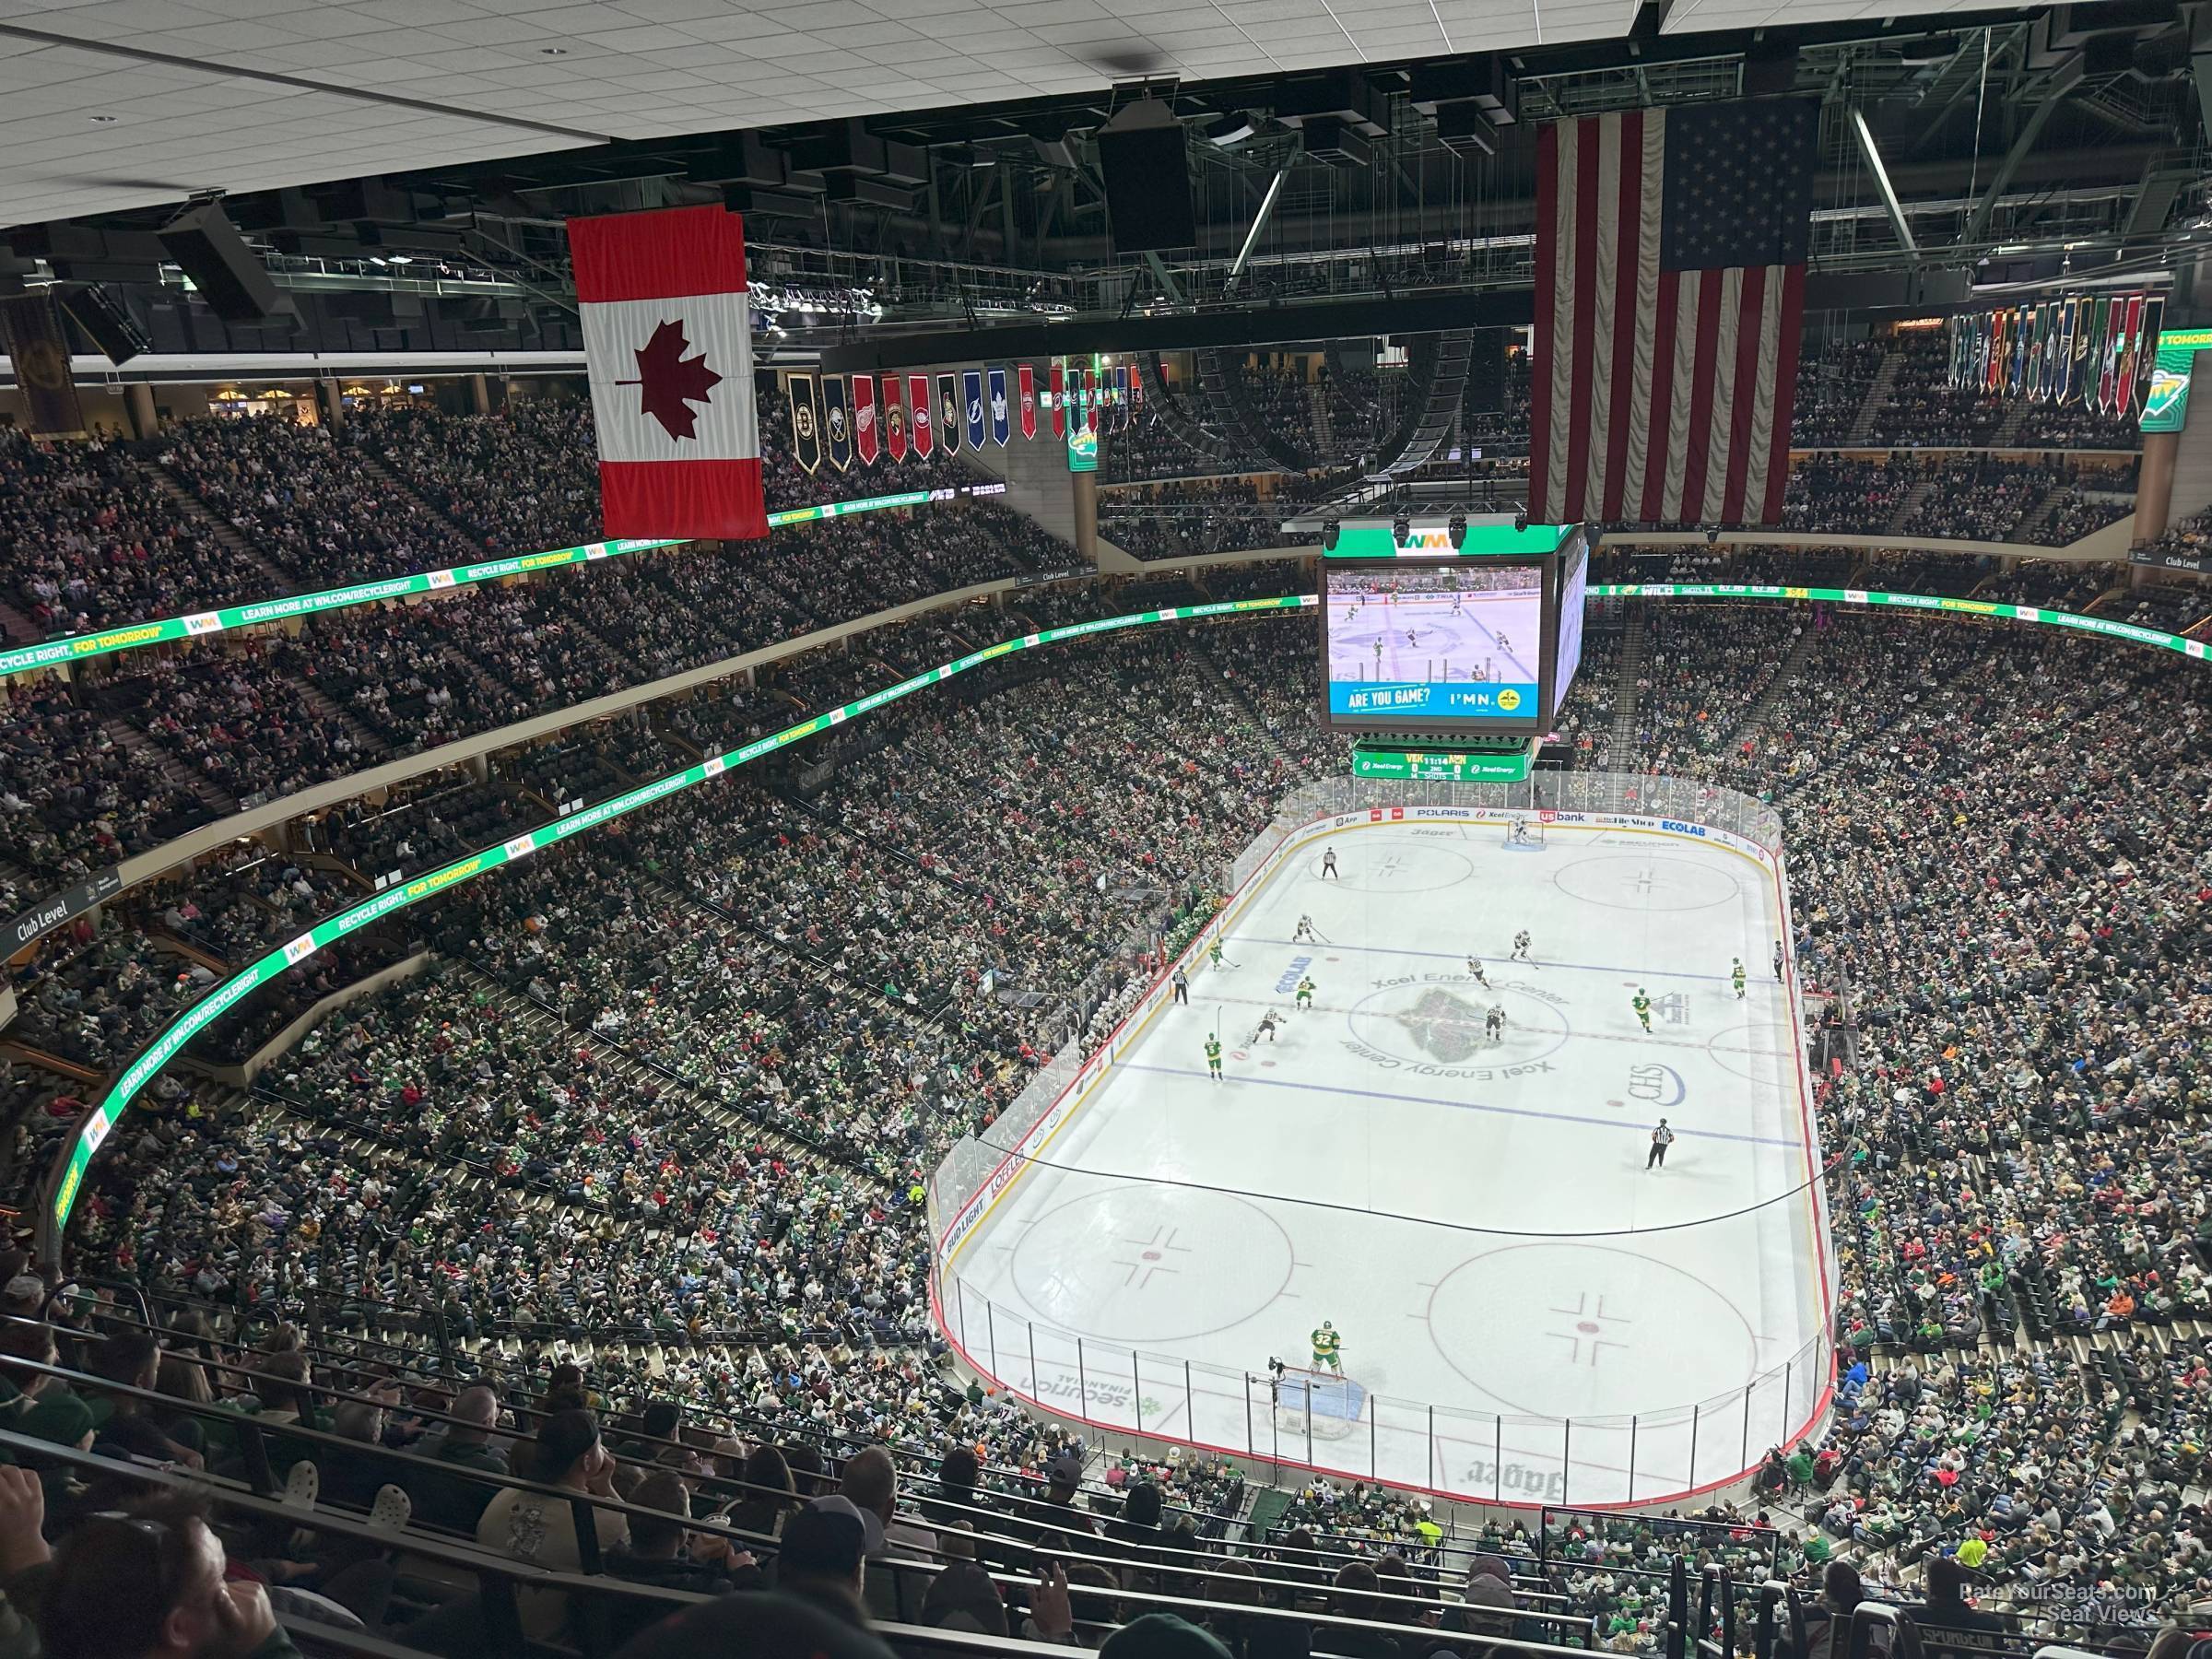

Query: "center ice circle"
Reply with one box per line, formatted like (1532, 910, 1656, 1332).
(1551, 853, 1741, 912)
(1426, 1243, 1759, 1418)
(1343, 981, 1570, 1071)
(1011, 1187, 1294, 1343)
(1307, 841, 1475, 894)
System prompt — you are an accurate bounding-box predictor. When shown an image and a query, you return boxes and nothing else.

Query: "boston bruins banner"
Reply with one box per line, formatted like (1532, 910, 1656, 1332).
(787, 371, 822, 475)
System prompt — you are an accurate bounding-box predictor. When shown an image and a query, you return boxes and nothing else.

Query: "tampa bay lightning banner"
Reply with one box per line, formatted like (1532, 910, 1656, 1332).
(987, 367, 1009, 446)
(962, 369, 986, 452)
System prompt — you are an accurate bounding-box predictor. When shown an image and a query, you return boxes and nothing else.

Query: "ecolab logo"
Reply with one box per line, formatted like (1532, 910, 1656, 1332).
(1660, 819, 1707, 837)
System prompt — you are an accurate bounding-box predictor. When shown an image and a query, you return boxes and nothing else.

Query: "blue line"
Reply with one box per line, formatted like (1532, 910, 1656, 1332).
(1119, 1062, 1805, 1148)
(1237, 936, 1755, 984)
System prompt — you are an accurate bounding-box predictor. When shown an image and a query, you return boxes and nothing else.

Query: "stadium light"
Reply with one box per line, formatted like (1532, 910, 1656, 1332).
(1447, 509, 1468, 550)
(1512, 505, 1528, 534)
(1391, 512, 1410, 547)
(1321, 516, 1341, 551)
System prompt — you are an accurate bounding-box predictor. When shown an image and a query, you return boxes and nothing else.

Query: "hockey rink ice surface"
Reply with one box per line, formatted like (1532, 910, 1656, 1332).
(1330, 593, 1537, 688)
(942, 819, 1830, 1506)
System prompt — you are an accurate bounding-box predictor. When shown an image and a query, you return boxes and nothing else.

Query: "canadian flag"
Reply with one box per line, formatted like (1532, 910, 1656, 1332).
(569, 205, 767, 541)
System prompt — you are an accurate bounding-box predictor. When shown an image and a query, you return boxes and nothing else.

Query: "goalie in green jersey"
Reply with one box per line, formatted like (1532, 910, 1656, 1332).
(1311, 1320, 1343, 1372)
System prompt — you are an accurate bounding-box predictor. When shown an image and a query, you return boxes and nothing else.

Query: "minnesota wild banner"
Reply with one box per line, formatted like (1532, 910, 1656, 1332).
(821, 373, 851, 471)
(788, 370, 822, 475)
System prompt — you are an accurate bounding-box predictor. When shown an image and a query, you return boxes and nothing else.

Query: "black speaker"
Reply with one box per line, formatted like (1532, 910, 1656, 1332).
(1098, 125, 1195, 253)
(1465, 328, 1507, 413)
(157, 201, 279, 322)
(57, 285, 151, 365)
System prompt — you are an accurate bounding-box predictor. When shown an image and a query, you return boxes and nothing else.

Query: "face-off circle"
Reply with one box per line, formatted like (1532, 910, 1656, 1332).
(1425, 1242, 1758, 1418)
(1551, 853, 1742, 913)
(1011, 1187, 1295, 1343)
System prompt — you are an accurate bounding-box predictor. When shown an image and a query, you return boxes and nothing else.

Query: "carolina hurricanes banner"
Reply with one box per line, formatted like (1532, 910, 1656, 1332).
(882, 373, 908, 462)
(569, 204, 766, 540)
(909, 374, 934, 457)
(1050, 361, 1065, 437)
(852, 374, 878, 465)
(822, 373, 851, 472)
(961, 369, 985, 451)
(988, 367, 1009, 446)
(937, 372, 961, 455)
(1018, 364, 1037, 441)
(788, 370, 821, 475)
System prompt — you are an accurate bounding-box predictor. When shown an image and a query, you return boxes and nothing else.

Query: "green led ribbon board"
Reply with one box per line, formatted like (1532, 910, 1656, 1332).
(1350, 738, 1536, 782)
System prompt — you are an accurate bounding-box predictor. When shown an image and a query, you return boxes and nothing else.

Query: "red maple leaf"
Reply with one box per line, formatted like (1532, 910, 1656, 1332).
(618, 317, 722, 441)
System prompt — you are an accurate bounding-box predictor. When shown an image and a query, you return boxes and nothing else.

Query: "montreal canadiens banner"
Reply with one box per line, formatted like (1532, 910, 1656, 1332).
(569, 205, 766, 541)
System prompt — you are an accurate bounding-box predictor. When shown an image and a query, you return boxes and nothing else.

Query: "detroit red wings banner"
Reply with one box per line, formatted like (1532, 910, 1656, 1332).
(1531, 100, 1815, 527)
(569, 205, 766, 541)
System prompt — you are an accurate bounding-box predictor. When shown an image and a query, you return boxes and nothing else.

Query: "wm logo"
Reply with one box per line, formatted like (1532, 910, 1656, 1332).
(1396, 987, 1486, 1064)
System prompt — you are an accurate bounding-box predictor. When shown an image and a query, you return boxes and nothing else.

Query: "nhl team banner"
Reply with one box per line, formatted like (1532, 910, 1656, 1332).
(822, 373, 852, 471)
(0, 293, 87, 440)
(852, 373, 878, 465)
(988, 366, 1010, 446)
(909, 373, 934, 457)
(1050, 360, 1066, 437)
(569, 204, 767, 541)
(1018, 364, 1037, 440)
(937, 372, 962, 455)
(787, 371, 822, 475)
(962, 368, 986, 451)
(882, 373, 908, 462)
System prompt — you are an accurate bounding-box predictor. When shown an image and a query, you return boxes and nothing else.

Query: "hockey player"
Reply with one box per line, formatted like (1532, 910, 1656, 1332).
(1205, 1033, 1224, 1083)
(1311, 1320, 1343, 1372)
(1252, 1009, 1280, 1045)
(1632, 988, 1653, 1032)
(1372, 638, 1384, 674)
(1496, 631, 1512, 659)
(1465, 954, 1491, 988)
(1293, 914, 1320, 943)
(1511, 929, 1532, 962)
(1486, 1005, 1507, 1043)
(1732, 959, 1747, 1000)
(1208, 937, 1234, 971)
(1321, 847, 1340, 880)
(1295, 976, 1316, 1011)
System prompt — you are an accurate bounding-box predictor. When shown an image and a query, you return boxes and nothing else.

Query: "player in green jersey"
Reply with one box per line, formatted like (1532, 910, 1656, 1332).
(1311, 1321, 1343, 1371)
(1632, 988, 1653, 1031)
(1731, 959, 1747, 1000)
(1295, 977, 1316, 1010)
(1205, 1034, 1223, 1082)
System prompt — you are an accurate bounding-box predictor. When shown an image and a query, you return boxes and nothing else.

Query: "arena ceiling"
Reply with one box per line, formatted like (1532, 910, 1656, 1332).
(0, 0, 2060, 226)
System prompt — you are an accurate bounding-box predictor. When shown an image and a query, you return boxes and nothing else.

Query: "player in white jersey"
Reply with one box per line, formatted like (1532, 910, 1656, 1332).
(1511, 929, 1532, 962)
(1465, 954, 1490, 988)
(1485, 1005, 1508, 1042)
(1293, 914, 1320, 943)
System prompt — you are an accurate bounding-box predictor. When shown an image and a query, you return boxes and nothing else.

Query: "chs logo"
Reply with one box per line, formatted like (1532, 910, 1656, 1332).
(1497, 688, 1523, 712)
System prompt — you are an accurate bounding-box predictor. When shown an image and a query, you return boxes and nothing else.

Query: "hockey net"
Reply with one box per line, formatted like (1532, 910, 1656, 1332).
(1268, 1366, 1368, 1440)
(1503, 818, 1548, 848)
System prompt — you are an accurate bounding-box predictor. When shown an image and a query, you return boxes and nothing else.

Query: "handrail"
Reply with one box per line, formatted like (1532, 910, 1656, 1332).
(1846, 1603, 1926, 1659)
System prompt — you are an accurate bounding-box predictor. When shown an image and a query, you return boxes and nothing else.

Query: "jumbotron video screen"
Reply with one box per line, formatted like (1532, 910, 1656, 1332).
(1323, 564, 1545, 724)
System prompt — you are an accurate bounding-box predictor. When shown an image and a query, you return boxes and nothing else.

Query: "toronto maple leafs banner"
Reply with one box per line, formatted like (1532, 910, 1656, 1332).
(788, 371, 822, 475)
(882, 373, 908, 462)
(852, 374, 878, 466)
(909, 373, 934, 458)
(822, 373, 852, 472)
(938, 372, 962, 455)
(568, 204, 766, 540)
(987, 367, 1009, 446)
(1018, 364, 1037, 441)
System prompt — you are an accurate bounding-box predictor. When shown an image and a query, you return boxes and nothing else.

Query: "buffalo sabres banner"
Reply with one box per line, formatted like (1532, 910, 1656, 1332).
(821, 373, 852, 471)
(935, 372, 959, 455)
(568, 204, 767, 540)
(1018, 364, 1037, 440)
(787, 371, 822, 475)
(909, 373, 933, 457)
(961, 368, 985, 451)
(852, 373, 878, 465)
(988, 366, 1009, 446)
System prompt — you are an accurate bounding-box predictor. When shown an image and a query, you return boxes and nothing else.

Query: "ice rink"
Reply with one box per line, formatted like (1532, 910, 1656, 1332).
(940, 817, 1830, 1506)
(1331, 592, 1536, 688)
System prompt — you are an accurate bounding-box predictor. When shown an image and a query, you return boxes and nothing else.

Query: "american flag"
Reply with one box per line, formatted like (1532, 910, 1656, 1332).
(1530, 99, 1818, 528)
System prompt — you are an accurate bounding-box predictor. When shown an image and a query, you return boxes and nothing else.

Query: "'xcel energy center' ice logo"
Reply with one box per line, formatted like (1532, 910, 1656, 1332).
(1395, 987, 1487, 1065)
